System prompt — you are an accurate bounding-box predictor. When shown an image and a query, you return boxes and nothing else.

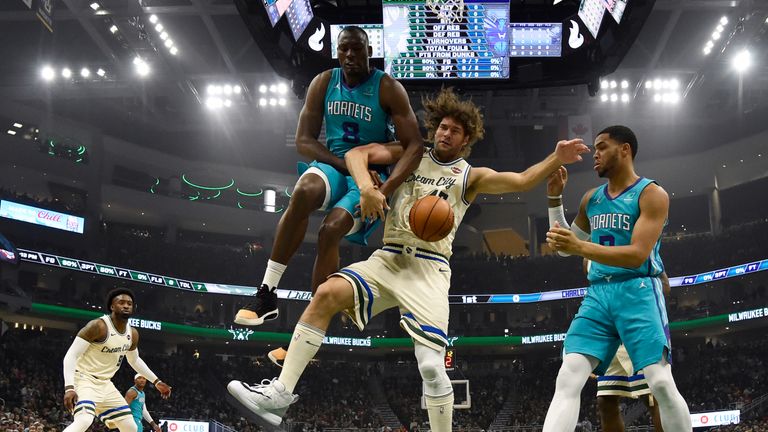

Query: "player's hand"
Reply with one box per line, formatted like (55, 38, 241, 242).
(156, 381, 172, 399)
(151, 423, 162, 432)
(63, 389, 78, 414)
(547, 166, 568, 197)
(360, 185, 388, 221)
(369, 170, 384, 188)
(546, 222, 584, 255)
(589, 373, 598, 380)
(554, 138, 590, 164)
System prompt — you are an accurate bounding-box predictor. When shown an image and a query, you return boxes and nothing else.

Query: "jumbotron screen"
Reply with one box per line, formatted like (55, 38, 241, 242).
(331, 24, 384, 59)
(508, 23, 562, 58)
(382, 0, 510, 79)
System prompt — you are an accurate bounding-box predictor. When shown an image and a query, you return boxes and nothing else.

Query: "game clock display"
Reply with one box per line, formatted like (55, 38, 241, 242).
(383, 0, 510, 79)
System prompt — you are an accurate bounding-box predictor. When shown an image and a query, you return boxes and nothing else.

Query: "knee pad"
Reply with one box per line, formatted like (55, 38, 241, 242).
(415, 344, 452, 397)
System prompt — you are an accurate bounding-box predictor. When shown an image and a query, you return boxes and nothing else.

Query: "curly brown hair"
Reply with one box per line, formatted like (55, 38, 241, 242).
(421, 87, 485, 158)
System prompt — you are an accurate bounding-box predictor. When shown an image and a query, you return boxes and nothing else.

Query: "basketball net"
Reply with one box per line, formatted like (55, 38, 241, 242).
(425, 0, 465, 24)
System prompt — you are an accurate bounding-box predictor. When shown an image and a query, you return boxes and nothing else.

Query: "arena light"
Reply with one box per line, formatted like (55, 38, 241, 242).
(600, 80, 608, 89)
(160, 32, 169, 41)
(269, 84, 277, 93)
(224, 84, 232, 95)
(7, 130, 17, 135)
(610, 93, 618, 102)
(259, 98, 267, 106)
(264, 189, 276, 212)
(96, 68, 106, 77)
(277, 83, 288, 94)
(233, 85, 241, 94)
(12, 123, 22, 128)
(149, 14, 158, 24)
(645, 80, 653, 89)
(620, 93, 630, 103)
(80, 67, 90, 78)
(670, 78, 680, 89)
(712, 31, 721, 40)
(720, 16, 728, 25)
(41, 65, 55, 81)
(61, 67, 72, 78)
(278, 98, 287, 106)
(223, 99, 232, 107)
(133, 57, 150, 77)
(600, 94, 608, 102)
(609, 80, 617, 89)
(164, 39, 173, 48)
(620, 80, 629, 89)
(89, 2, 100, 11)
(732, 49, 751, 73)
(169, 46, 178, 56)
(109, 24, 118, 33)
(653, 94, 662, 103)
(155, 23, 164, 32)
(269, 98, 277, 106)
(258, 84, 267, 93)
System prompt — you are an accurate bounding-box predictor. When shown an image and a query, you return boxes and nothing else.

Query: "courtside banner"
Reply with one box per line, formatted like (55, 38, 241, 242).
(0, 200, 84, 234)
(160, 419, 209, 432)
(691, 410, 740, 428)
(16, 247, 768, 302)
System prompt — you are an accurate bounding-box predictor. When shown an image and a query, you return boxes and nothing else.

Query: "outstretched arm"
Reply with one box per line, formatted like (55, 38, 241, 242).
(547, 183, 669, 268)
(465, 139, 589, 202)
(378, 76, 423, 197)
(294, 71, 348, 173)
(125, 330, 172, 400)
(345, 142, 405, 220)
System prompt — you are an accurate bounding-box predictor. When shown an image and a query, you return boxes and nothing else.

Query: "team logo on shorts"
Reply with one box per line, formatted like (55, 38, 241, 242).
(451, 167, 462, 175)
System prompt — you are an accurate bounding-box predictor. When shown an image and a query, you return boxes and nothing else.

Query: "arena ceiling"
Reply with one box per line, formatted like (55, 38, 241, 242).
(0, 0, 767, 173)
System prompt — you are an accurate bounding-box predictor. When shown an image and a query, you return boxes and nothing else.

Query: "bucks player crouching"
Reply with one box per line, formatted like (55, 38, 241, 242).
(62, 289, 172, 432)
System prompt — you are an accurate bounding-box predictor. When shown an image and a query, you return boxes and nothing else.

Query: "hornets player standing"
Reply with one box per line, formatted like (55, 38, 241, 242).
(125, 375, 161, 432)
(234, 26, 424, 340)
(543, 125, 692, 432)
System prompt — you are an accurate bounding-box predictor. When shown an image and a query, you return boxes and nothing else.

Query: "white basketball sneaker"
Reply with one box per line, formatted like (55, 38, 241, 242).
(227, 378, 298, 426)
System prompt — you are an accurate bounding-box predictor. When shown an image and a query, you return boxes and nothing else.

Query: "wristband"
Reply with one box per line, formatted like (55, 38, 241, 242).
(547, 195, 562, 200)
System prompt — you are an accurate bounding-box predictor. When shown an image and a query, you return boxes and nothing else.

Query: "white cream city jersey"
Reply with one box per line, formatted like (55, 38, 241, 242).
(76, 315, 132, 379)
(383, 149, 471, 259)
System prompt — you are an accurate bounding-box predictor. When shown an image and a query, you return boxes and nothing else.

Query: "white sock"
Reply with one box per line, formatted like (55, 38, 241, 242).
(425, 393, 454, 432)
(262, 259, 287, 291)
(644, 362, 693, 431)
(278, 321, 324, 393)
(542, 353, 596, 432)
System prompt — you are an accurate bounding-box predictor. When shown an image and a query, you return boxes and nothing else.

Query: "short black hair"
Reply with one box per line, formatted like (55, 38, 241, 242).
(598, 125, 638, 159)
(106, 288, 135, 311)
(339, 25, 369, 45)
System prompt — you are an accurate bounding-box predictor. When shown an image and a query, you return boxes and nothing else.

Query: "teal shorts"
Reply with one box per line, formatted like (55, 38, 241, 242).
(296, 161, 386, 246)
(563, 276, 670, 375)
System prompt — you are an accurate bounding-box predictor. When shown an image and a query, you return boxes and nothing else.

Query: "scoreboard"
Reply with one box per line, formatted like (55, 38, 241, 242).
(509, 23, 562, 58)
(383, 0, 510, 79)
(331, 24, 384, 59)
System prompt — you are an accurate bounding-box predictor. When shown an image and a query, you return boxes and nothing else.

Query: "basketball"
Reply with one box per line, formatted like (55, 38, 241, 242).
(409, 195, 454, 242)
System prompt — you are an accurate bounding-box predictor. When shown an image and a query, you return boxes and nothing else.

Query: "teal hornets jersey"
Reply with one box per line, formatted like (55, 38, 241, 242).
(586, 177, 664, 283)
(324, 68, 394, 158)
(129, 386, 146, 429)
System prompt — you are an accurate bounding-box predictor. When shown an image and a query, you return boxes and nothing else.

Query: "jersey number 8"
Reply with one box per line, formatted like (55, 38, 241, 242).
(342, 122, 360, 144)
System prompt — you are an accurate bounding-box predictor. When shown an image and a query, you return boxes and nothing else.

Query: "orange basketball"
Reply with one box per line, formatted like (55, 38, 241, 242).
(409, 195, 454, 242)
